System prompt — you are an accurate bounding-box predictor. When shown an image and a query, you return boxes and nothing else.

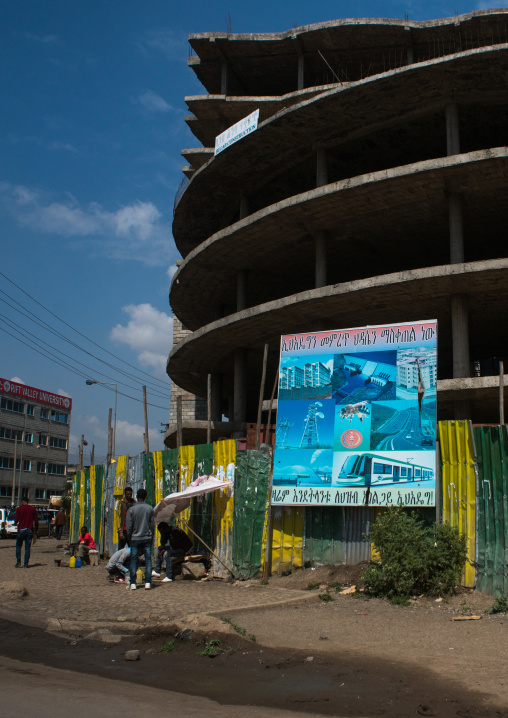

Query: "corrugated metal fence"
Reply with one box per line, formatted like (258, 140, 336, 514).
(69, 423, 508, 594)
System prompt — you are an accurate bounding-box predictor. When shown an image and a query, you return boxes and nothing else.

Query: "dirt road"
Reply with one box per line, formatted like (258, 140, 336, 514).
(1, 538, 508, 717)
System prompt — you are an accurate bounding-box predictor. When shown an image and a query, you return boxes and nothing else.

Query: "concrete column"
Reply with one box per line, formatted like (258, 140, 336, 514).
(221, 62, 228, 95)
(449, 194, 464, 264)
(451, 295, 470, 378)
(451, 294, 471, 418)
(406, 46, 414, 64)
(237, 269, 247, 311)
(316, 148, 328, 187)
(210, 373, 222, 421)
(315, 231, 327, 288)
(239, 195, 249, 220)
(445, 103, 460, 156)
(233, 349, 247, 431)
(297, 54, 305, 90)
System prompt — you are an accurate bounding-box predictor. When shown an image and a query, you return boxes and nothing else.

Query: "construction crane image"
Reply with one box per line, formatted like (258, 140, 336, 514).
(300, 402, 325, 448)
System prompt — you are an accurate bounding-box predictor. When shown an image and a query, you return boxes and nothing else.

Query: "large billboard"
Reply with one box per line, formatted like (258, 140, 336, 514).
(272, 320, 437, 508)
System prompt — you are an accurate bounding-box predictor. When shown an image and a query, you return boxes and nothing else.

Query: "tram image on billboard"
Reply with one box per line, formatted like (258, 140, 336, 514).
(333, 452, 435, 488)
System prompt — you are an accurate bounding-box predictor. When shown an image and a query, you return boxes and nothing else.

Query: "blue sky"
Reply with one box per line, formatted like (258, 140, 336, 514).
(0, 0, 496, 464)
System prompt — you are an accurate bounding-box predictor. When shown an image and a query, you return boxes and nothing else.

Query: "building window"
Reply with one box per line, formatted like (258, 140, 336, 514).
(1, 398, 24, 413)
(0, 486, 12, 497)
(38, 434, 48, 446)
(23, 460, 31, 472)
(47, 463, 66, 476)
(0, 427, 23, 442)
(40, 408, 48, 419)
(37, 462, 47, 473)
(23, 432, 33, 444)
(26, 404, 34, 416)
(50, 410, 68, 424)
(35, 489, 45, 499)
(0, 456, 21, 470)
(49, 436, 68, 450)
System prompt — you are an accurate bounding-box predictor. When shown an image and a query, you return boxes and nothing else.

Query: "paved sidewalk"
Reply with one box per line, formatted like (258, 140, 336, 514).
(0, 538, 313, 629)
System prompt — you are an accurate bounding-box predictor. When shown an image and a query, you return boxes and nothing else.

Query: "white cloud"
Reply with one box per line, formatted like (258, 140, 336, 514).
(0, 183, 176, 266)
(166, 263, 178, 280)
(110, 303, 173, 371)
(10, 376, 25, 384)
(311, 449, 325, 464)
(135, 90, 175, 114)
(115, 419, 162, 456)
(57, 389, 71, 398)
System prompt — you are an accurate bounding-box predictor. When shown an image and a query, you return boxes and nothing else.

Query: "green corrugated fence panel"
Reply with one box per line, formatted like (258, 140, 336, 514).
(191, 444, 214, 554)
(305, 507, 345, 565)
(94, 465, 104, 548)
(474, 426, 508, 597)
(232, 450, 271, 580)
(83, 468, 91, 530)
(161, 449, 178, 496)
(143, 452, 156, 507)
(71, 474, 80, 543)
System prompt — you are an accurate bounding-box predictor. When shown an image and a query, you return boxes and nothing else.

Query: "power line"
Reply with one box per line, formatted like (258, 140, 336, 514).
(0, 289, 169, 396)
(0, 271, 171, 388)
(0, 309, 169, 401)
(0, 325, 170, 411)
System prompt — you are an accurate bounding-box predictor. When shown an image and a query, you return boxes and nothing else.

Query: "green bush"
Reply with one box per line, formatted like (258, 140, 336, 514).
(363, 507, 467, 601)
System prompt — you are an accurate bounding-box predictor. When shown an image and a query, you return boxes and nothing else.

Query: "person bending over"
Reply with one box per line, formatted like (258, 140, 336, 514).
(106, 546, 131, 583)
(152, 522, 193, 583)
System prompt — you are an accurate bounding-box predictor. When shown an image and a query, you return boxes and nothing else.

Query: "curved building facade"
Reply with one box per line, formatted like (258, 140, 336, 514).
(166, 10, 508, 444)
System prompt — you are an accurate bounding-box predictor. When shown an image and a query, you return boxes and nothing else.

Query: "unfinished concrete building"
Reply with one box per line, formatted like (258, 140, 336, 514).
(166, 9, 508, 445)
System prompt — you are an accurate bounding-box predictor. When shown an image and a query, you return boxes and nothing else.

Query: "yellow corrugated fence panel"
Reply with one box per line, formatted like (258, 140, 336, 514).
(271, 506, 304, 574)
(112, 455, 128, 546)
(79, 471, 85, 530)
(90, 465, 96, 544)
(176, 445, 195, 529)
(438, 420, 476, 587)
(153, 451, 164, 505)
(212, 440, 236, 578)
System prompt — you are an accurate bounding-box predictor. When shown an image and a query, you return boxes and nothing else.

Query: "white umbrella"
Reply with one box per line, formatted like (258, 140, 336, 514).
(153, 476, 233, 524)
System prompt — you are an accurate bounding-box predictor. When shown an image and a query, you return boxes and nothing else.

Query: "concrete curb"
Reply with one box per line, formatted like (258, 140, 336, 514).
(0, 591, 318, 638)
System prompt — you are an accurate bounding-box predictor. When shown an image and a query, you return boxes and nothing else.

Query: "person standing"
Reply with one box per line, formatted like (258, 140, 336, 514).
(126, 488, 154, 590)
(14, 496, 38, 568)
(117, 486, 135, 550)
(55, 508, 66, 540)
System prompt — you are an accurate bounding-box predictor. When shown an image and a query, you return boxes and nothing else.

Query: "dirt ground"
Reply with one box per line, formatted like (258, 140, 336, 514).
(1, 538, 508, 717)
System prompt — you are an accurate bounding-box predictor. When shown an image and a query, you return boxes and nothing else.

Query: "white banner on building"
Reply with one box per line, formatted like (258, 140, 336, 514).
(214, 109, 259, 155)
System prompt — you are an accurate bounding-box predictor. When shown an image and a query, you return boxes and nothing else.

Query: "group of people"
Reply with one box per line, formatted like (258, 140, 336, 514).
(12, 486, 193, 588)
(106, 486, 193, 590)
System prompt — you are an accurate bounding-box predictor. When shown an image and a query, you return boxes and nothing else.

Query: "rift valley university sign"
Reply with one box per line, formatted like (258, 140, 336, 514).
(0, 377, 72, 410)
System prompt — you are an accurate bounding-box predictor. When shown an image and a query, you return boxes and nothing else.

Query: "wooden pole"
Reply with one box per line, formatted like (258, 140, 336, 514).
(107, 410, 112, 466)
(176, 394, 183, 450)
(207, 373, 212, 445)
(255, 343, 269, 451)
(265, 368, 279, 446)
(181, 520, 235, 578)
(262, 367, 279, 581)
(79, 434, 85, 470)
(143, 385, 149, 453)
(90, 444, 95, 466)
(11, 434, 17, 506)
(500, 360, 505, 425)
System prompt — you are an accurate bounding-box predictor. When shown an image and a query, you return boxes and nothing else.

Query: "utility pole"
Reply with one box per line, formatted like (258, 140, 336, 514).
(79, 434, 84, 470)
(143, 385, 149, 453)
(107, 410, 112, 467)
(90, 444, 95, 466)
(11, 434, 17, 507)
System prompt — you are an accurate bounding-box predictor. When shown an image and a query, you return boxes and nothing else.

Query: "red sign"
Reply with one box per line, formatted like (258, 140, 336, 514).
(340, 429, 363, 449)
(0, 378, 72, 411)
